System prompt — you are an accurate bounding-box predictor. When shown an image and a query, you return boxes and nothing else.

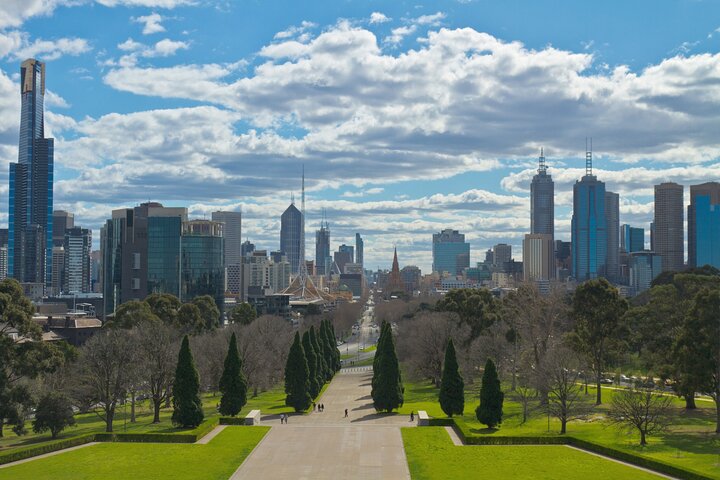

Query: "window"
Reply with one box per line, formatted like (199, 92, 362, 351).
(133, 253, 141, 270)
(132, 278, 140, 290)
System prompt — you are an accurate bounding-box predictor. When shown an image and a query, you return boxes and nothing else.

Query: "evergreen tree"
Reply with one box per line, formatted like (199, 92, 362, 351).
(302, 330, 321, 399)
(218, 332, 248, 416)
(371, 322, 389, 396)
(329, 322, 341, 371)
(284, 332, 312, 412)
(172, 336, 204, 427)
(310, 326, 327, 387)
(32, 392, 75, 439)
(439, 338, 464, 417)
(320, 320, 335, 379)
(476, 358, 504, 428)
(372, 324, 403, 412)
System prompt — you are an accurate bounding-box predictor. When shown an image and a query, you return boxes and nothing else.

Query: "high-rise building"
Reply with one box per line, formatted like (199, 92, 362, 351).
(52, 210, 74, 248)
(180, 220, 225, 321)
(64, 227, 92, 294)
(334, 244, 354, 274)
(241, 240, 255, 257)
(9, 59, 54, 288)
(280, 202, 302, 274)
(50, 246, 64, 295)
(212, 211, 242, 267)
(0, 246, 7, 281)
(688, 182, 720, 269)
(523, 234, 555, 281)
(355, 233, 364, 268)
(400, 265, 421, 293)
(629, 252, 662, 294)
(620, 224, 645, 253)
(530, 149, 554, 239)
(432, 229, 470, 275)
(571, 149, 607, 281)
(492, 243, 512, 271)
(654, 182, 684, 272)
(605, 191, 620, 281)
(315, 220, 330, 276)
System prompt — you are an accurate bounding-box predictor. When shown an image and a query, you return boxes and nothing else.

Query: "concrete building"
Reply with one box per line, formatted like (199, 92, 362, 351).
(530, 149, 554, 239)
(523, 234, 555, 281)
(241, 240, 255, 258)
(63, 227, 92, 294)
(334, 245, 354, 274)
(432, 229, 470, 275)
(492, 244, 512, 271)
(605, 191, 620, 281)
(212, 211, 242, 267)
(688, 182, 720, 268)
(315, 220, 330, 276)
(52, 210, 74, 248)
(654, 182, 684, 272)
(50, 246, 64, 295)
(355, 233, 364, 269)
(400, 265, 421, 293)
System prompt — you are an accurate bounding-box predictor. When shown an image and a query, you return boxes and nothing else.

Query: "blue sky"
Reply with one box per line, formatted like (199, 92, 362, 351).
(0, 0, 718, 272)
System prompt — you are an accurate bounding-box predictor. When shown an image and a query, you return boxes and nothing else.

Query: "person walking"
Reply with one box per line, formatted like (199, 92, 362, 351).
(410, 411, 414, 422)
(344, 408, 348, 418)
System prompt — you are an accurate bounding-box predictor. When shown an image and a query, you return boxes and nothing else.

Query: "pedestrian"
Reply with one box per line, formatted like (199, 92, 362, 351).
(321, 403, 325, 412)
(344, 408, 348, 418)
(410, 411, 414, 422)
(313, 401, 316, 412)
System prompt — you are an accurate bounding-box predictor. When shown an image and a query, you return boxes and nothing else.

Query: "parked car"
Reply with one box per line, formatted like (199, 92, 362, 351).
(600, 378, 614, 385)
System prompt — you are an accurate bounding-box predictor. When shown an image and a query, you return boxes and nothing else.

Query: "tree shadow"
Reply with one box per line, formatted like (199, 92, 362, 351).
(355, 395, 372, 401)
(352, 403, 375, 411)
(350, 411, 399, 423)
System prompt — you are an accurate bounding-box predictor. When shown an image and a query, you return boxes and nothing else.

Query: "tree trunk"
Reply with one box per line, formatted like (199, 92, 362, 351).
(684, 393, 696, 410)
(560, 418, 567, 434)
(165, 390, 171, 408)
(0, 418, 4, 438)
(715, 398, 720, 434)
(595, 374, 602, 405)
(640, 430, 646, 446)
(106, 407, 115, 433)
(153, 396, 162, 424)
(253, 386, 258, 398)
(130, 391, 136, 423)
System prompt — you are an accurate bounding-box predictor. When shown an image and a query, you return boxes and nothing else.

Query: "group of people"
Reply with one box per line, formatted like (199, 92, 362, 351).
(280, 413, 289, 424)
(313, 402, 325, 412)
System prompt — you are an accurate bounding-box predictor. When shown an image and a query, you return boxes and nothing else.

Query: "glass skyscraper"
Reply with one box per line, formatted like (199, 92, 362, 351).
(280, 202, 302, 274)
(432, 229, 470, 275)
(181, 220, 225, 321)
(530, 149, 554, 239)
(315, 220, 330, 276)
(688, 182, 720, 268)
(9, 58, 54, 288)
(620, 224, 644, 253)
(355, 233, 364, 268)
(605, 191, 620, 281)
(571, 155, 607, 282)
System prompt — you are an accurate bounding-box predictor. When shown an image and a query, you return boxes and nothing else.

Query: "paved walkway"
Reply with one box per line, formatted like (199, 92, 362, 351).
(230, 369, 413, 479)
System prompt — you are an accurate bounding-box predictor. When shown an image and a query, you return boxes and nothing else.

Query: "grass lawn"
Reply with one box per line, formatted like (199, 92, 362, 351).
(402, 427, 664, 480)
(0, 426, 269, 480)
(399, 380, 720, 479)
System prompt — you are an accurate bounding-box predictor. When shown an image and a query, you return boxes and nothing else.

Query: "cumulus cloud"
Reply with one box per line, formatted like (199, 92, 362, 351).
(273, 20, 316, 40)
(0, 31, 90, 61)
(369, 12, 390, 24)
(111, 37, 188, 65)
(133, 12, 165, 35)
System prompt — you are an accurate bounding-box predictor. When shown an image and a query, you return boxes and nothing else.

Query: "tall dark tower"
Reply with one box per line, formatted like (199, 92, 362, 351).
(530, 148, 554, 240)
(315, 213, 330, 276)
(9, 58, 54, 288)
(280, 201, 302, 275)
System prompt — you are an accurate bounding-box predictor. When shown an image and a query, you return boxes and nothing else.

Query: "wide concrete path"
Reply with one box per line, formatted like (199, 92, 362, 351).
(230, 369, 413, 479)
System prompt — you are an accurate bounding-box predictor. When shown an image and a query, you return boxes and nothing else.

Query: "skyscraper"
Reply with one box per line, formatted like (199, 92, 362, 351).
(334, 244, 354, 273)
(629, 251, 662, 294)
(688, 182, 720, 269)
(355, 233, 364, 268)
(280, 202, 302, 274)
(492, 243, 512, 271)
(432, 229, 470, 275)
(52, 210, 74, 247)
(571, 149, 607, 281)
(315, 220, 330, 276)
(530, 149, 554, 239)
(64, 227, 91, 294)
(620, 224, 644, 253)
(523, 234, 555, 281)
(605, 191, 619, 281)
(9, 59, 54, 288)
(212, 211, 241, 267)
(654, 182, 684, 272)
(181, 220, 225, 321)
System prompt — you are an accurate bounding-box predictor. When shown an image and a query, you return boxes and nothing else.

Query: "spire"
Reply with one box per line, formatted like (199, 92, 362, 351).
(585, 137, 593, 176)
(392, 247, 399, 274)
(538, 147, 546, 174)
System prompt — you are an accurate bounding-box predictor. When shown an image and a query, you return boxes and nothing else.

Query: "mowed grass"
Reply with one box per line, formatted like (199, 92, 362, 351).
(402, 427, 665, 480)
(399, 380, 720, 479)
(0, 425, 269, 480)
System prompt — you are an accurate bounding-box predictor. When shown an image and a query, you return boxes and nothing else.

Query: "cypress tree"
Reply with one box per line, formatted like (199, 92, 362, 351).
(302, 330, 321, 399)
(320, 320, 335, 379)
(371, 322, 389, 395)
(476, 358, 504, 428)
(284, 332, 312, 412)
(309, 326, 327, 388)
(172, 335, 204, 427)
(372, 324, 403, 412)
(329, 322, 341, 371)
(439, 338, 464, 417)
(218, 332, 248, 417)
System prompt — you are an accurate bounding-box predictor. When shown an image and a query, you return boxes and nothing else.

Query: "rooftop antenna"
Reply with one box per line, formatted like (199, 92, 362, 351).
(538, 147, 546, 174)
(291, 192, 295, 205)
(585, 137, 593, 176)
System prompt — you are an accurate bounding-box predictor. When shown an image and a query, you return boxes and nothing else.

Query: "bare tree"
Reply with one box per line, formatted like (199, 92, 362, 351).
(136, 321, 180, 423)
(543, 345, 587, 434)
(608, 387, 673, 446)
(77, 329, 134, 432)
(190, 330, 227, 394)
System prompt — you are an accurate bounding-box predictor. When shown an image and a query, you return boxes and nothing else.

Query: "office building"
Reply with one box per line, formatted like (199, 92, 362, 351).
(64, 227, 91, 294)
(493, 244, 512, 271)
(605, 191, 620, 281)
(629, 252, 662, 294)
(432, 229, 470, 275)
(180, 220, 225, 320)
(212, 211, 242, 267)
(571, 150, 607, 281)
(523, 234, 555, 281)
(9, 59, 54, 288)
(530, 149, 554, 238)
(52, 210, 74, 248)
(688, 182, 720, 268)
(241, 240, 255, 258)
(50, 246, 64, 295)
(334, 244, 354, 274)
(315, 220, 330, 276)
(0, 246, 7, 280)
(355, 233, 364, 268)
(654, 182, 684, 272)
(400, 265, 422, 293)
(620, 225, 644, 253)
(280, 202, 302, 274)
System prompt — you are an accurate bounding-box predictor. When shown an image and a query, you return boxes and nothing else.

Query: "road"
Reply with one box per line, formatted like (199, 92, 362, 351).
(341, 301, 379, 365)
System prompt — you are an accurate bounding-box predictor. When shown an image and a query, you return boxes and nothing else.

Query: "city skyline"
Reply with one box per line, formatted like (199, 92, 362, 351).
(0, 2, 719, 272)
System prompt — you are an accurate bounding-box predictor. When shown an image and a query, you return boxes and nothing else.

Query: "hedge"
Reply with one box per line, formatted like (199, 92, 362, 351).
(0, 434, 96, 466)
(219, 417, 248, 425)
(427, 418, 455, 427)
(94, 418, 219, 444)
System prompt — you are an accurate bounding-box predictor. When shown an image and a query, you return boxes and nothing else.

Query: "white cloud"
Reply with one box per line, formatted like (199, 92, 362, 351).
(384, 25, 416, 45)
(9, 35, 90, 61)
(133, 12, 165, 35)
(111, 37, 188, 65)
(0, 0, 63, 29)
(273, 21, 316, 40)
(415, 12, 445, 26)
(152, 38, 188, 56)
(369, 12, 390, 24)
(341, 187, 384, 198)
(45, 89, 70, 108)
(95, 0, 194, 7)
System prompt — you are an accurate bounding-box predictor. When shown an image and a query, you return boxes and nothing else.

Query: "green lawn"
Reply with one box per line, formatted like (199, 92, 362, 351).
(0, 426, 269, 480)
(399, 380, 720, 479)
(402, 427, 664, 480)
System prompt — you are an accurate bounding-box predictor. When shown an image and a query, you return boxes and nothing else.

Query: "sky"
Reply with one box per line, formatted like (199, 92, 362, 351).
(0, 0, 718, 273)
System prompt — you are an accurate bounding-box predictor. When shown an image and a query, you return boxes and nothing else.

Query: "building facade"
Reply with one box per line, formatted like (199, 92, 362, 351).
(64, 227, 91, 294)
(620, 224, 644, 253)
(212, 211, 242, 267)
(280, 203, 302, 274)
(493, 244, 512, 271)
(432, 229, 470, 275)
(180, 220, 225, 320)
(605, 191, 620, 281)
(688, 182, 720, 268)
(530, 149, 554, 238)
(334, 245, 354, 274)
(571, 165, 607, 281)
(355, 233, 364, 268)
(654, 182, 684, 272)
(52, 210, 74, 248)
(629, 252, 662, 294)
(523, 233, 555, 281)
(315, 221, 330, 276)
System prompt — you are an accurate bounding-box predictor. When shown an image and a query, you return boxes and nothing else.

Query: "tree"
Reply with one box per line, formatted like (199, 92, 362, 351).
(111, 300, 159, 328)
(32, 392, 76, 439)
(436, 288, 499, 338)
(284, 332, 311, 412)
(219, 333, 248, 416)
(476, 358, 503, 428)
(568, 278, 628, 405)
(302, 330, 321, 399)
(145, 293, 182, 325)
(230, 302, 257, 325)
(372, 324, 403, 412)
(372, 322, 389, 395)
(608, 387, 673, 446)
(136, 321, 179, 423)
(77, 328, 134, 432)
(544, 346, 586, 434)
(193, 295, 221, 330)
(439, 338, 464, 417)
(172, 335, 204, 428)
(177, 303, 205, 335)
(309, 326, 327, 388)
(676, 287, 720, 432)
